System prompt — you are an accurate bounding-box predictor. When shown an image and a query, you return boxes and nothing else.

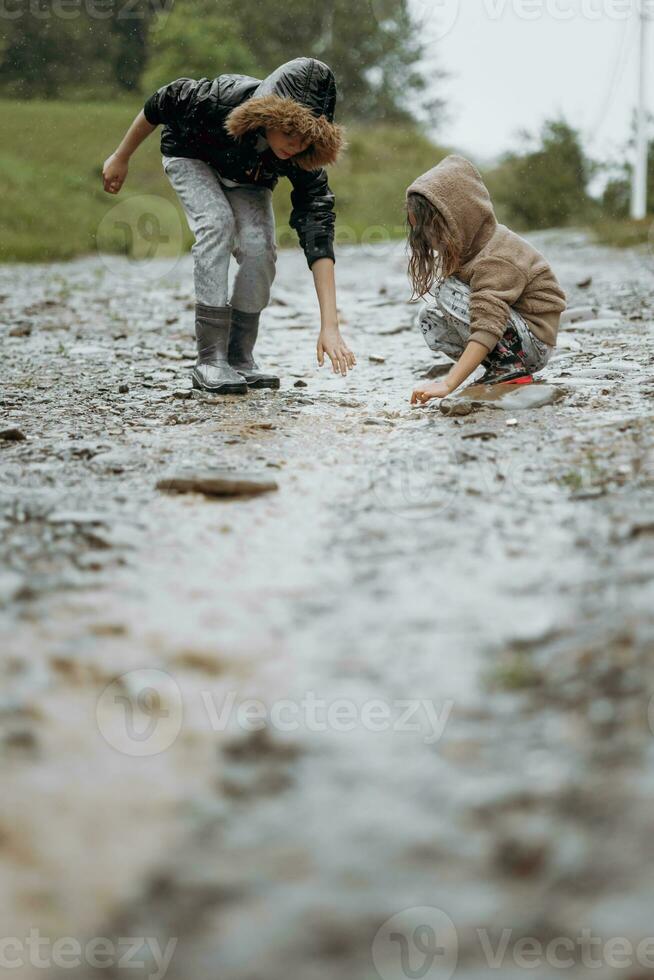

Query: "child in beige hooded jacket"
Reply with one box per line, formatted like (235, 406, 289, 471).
(406, 155, 567, 403)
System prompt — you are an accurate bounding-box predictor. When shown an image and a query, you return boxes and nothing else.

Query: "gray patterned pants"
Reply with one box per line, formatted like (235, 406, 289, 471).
(163, 156, 277, 312)
(418, 277, 553, 373)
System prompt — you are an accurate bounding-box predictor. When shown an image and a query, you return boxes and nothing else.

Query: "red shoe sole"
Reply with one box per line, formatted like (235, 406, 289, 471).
(502, 375, 534, 385)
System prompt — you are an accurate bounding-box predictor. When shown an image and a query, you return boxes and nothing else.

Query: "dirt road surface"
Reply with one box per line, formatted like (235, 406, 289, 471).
(2, 231, 654, 980)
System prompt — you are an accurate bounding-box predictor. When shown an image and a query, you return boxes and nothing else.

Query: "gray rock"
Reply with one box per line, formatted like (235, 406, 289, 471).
(424, 362, 451, 379)
(156, 470, 279, 497)
(565, 317, 624, 332)
(440, 400, 474, 417)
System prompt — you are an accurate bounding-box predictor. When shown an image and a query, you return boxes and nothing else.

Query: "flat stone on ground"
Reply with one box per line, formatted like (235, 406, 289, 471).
(157, 470, 279, 497)
(0, 427, 26, 441)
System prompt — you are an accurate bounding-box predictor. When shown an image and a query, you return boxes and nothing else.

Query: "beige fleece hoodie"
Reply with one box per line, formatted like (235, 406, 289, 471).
(406, 155, 567, 352)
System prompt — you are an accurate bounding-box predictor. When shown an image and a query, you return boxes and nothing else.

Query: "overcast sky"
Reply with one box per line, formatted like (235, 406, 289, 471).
(418, 0, 650, 166)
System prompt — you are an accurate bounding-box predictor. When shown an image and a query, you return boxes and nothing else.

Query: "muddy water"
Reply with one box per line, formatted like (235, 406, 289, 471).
(1, 231, 654, 980)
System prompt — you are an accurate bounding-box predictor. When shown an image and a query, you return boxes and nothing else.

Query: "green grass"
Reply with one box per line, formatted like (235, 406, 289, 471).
(2, 99, 446, 262)
(590, 216, 653, 249)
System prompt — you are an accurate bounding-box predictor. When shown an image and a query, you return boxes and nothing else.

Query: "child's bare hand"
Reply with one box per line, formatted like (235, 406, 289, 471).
(410, 380, 452, 405)
(317, 328, 356, 376)
(103, 153, 128, 194)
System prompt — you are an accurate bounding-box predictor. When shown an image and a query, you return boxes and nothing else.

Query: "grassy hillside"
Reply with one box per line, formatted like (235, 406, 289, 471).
(2, 99, 446, 262)
(590, 217, 652, 250)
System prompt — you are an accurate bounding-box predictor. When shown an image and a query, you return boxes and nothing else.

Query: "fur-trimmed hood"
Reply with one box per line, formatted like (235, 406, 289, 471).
(226, 58, 345, 170)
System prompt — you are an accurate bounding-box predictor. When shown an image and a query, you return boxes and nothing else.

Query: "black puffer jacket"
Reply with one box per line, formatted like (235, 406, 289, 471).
(143, 58, 341, 267)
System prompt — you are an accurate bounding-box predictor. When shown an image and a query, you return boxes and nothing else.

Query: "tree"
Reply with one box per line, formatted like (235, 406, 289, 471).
(0, 0, 443, 123)
(142, 0, 257, 93)
(485, 119, 595, 230)
(111, 0, 154, 92)
(217, 0, 441, 123)
(600, 113, 654, 219)
(0, 1, 118, 98)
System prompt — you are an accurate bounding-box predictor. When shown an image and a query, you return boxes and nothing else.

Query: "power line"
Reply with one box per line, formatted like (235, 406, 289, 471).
(586, 14, 634, 147)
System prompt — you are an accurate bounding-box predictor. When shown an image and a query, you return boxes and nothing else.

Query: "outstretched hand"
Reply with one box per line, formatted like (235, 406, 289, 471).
(317, 328, 356, 376)
(410, 380, 453, 405)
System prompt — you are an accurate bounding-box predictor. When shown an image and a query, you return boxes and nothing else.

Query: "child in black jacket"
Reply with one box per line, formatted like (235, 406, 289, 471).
(103, 57, 356, 392)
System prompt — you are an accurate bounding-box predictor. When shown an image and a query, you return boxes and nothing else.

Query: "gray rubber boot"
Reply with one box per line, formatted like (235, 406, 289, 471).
(228, 309, 280, 389)
(192, 304, 248, 394)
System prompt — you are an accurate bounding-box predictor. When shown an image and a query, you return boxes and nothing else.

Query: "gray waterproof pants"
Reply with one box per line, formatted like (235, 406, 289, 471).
(163, 156, 277, 313)
(418, 276, 554, 373)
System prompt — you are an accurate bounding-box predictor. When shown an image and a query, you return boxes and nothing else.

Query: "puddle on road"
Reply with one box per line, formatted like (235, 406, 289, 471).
(454, 381, 566, 410)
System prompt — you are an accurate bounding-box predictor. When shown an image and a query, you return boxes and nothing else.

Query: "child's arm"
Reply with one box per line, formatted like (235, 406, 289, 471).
(411, 340, 487, 404)
(412, 259, 529, 405)
(313, 258, 356, 376)
(102, 110, 157, 194)
(287, 167, 355, 374)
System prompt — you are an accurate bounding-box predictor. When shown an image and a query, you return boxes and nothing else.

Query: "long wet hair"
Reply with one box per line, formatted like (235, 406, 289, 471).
(406, 193, 460, 300)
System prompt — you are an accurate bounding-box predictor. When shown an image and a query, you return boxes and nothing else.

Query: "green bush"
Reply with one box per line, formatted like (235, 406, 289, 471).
(484, 119, 597, 231)
(0, 99, 446, 262)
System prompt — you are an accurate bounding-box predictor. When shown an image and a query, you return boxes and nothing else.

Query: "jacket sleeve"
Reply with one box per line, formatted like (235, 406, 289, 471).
(287, 166, 336, 268)
(468, 257, 529, 352)
(143, 78, 199, 127)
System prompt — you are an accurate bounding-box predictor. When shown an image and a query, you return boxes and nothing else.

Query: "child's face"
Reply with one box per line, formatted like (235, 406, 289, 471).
(266, 129, 311, 160)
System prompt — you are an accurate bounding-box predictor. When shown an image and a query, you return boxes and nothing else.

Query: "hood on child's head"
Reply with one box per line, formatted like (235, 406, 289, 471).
(406, 155, 497, 262)
(226, 58, 346, 170)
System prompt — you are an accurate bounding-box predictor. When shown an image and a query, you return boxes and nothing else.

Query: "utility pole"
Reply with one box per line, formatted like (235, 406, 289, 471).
(631, 6, 649, 220)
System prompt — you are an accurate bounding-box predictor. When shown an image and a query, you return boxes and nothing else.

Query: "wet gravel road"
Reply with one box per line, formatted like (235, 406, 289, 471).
(2, 231, 654, 980)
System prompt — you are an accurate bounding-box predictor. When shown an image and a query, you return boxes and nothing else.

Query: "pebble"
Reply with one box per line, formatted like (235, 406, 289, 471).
(440, 400, 473, 417)
(8, 323, 32, 337)
(118, 383, 129, 394)
(156, 470, 279, 497)
(461, 430, 497, 441)
(0, 427, 26, 441)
